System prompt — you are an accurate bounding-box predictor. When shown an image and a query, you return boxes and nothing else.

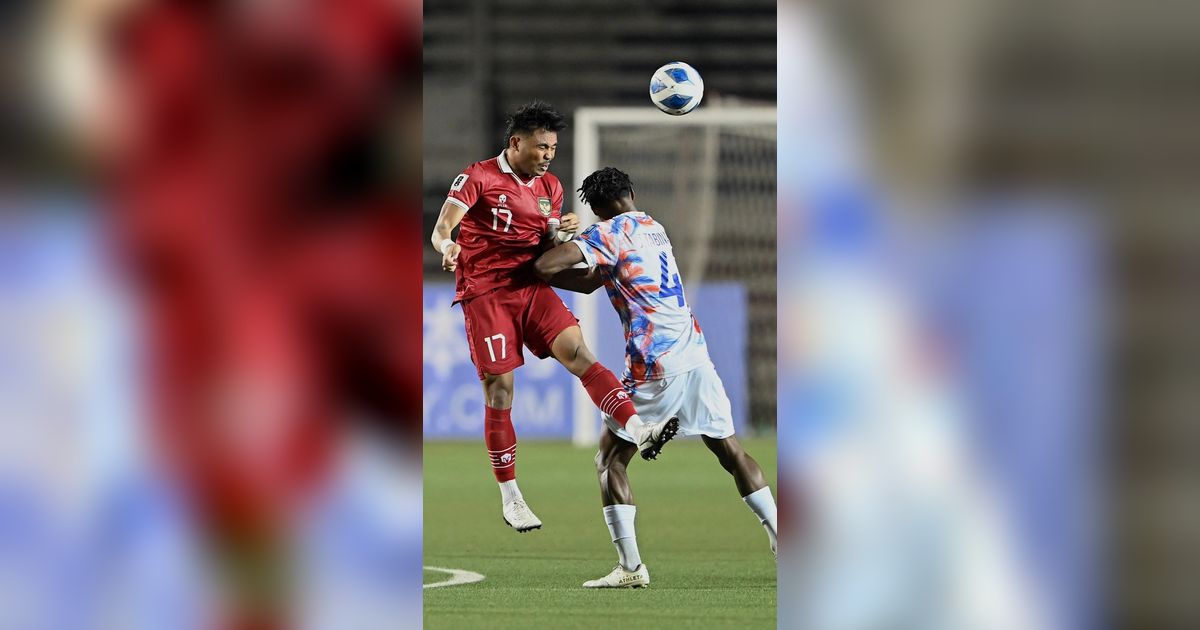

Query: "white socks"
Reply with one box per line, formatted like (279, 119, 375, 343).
(624, 414, 646, 440)
(499, 479, 523, 504)
(743, 486, 778, 556)
(598, 492, 772, 571)
(603, 504, 641, 571)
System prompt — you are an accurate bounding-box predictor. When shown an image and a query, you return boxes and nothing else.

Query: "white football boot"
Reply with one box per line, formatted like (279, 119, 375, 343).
(502, 498, 542, 532)
(582, 564, 650, 589)
(637, 417, 680, 461)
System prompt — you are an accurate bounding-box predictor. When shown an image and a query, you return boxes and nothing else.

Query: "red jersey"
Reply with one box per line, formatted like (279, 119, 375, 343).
(445, 152, 564, 301)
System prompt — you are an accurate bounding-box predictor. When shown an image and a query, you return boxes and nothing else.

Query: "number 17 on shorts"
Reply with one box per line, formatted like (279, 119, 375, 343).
(483, 333, 507, 362)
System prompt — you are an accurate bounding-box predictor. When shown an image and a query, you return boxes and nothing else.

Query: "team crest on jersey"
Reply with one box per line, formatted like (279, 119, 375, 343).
(538, 197, 552, 216)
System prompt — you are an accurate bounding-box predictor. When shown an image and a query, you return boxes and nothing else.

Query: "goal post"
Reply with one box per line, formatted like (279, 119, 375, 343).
(571, 106, 778, 446)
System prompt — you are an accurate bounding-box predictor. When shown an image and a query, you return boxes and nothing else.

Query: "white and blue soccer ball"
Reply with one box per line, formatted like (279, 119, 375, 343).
(649, 62, 704, 115)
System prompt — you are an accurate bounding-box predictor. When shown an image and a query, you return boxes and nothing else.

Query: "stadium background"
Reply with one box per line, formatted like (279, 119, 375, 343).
(422, 0, 779, 440)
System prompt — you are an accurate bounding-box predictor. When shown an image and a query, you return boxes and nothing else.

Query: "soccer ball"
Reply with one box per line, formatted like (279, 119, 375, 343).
(649, 62, 704, 115)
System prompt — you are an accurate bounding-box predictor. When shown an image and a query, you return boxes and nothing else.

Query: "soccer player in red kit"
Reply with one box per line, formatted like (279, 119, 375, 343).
(430, 102, 679, 532)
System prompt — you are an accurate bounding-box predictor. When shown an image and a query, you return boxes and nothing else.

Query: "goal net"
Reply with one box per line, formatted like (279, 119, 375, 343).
(571, 106, 777, 445)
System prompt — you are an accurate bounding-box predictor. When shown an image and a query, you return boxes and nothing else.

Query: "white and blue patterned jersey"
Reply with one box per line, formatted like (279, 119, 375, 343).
(573, 211, 710, 382)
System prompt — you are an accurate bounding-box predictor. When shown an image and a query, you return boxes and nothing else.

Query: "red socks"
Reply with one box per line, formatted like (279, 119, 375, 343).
(487, 364, 631, 482)
(580, 363, 637, 427)
(485, 405, 517, 482)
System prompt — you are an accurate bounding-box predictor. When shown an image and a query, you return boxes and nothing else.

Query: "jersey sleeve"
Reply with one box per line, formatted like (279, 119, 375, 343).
(445, 167, 483, 211)
(573, 221, 620, 268)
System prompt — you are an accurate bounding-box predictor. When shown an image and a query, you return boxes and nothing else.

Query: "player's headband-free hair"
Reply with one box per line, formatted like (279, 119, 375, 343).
(578, 167, 634, 208)
(503, 101, 567, 146)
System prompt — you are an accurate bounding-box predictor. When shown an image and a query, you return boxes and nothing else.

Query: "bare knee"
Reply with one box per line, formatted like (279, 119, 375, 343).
(552, 328, 597, 377)
(486, 387, 512, 408)
(719, 448, 745, 473)
(572, 351, 597, 376)
(705, 436, 745, 471)
(482, 374, 513, 408)
(564, 342, 596, 376)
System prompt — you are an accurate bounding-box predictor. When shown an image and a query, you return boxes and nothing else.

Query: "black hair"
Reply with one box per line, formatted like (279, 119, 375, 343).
(502, 101, 567, 146)
(578, 167, 634, 208)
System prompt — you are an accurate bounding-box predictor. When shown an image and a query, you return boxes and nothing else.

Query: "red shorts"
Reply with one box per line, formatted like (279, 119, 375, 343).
(460, 282, 578, 378)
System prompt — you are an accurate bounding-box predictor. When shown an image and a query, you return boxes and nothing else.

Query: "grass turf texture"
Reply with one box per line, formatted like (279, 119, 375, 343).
(424, 437, 777, 629)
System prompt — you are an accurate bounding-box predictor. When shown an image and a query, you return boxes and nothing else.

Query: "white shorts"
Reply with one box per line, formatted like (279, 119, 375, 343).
(604, 362, 736, 443)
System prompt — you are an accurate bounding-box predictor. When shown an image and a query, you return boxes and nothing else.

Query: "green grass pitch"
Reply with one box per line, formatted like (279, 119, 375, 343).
(424, 437, 777, 629)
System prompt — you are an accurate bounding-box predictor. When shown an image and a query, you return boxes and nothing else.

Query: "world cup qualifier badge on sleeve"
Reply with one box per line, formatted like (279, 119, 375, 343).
(538, 197, 552, 216)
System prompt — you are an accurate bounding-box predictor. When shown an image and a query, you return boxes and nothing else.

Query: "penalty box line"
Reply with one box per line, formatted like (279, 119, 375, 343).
(424, 566, 486, 589)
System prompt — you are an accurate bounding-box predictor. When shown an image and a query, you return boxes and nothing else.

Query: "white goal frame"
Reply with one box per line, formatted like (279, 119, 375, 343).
(570, 106, 777, 446)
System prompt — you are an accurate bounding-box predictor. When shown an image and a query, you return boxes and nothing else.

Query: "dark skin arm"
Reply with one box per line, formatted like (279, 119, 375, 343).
(534, 242, 605, 294)
(549, 267, 605, 294)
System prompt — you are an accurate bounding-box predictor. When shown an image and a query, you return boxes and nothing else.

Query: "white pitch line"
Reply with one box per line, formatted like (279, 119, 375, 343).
(423, 566, 486, 589)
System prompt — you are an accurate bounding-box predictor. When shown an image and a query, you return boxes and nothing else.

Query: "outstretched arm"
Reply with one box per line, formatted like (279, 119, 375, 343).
(547, 267, 604, 294)
(535, 242, 604, 294)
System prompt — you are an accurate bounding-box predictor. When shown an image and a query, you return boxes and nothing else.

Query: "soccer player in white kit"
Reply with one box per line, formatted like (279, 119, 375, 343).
(534, 167, 778, 588)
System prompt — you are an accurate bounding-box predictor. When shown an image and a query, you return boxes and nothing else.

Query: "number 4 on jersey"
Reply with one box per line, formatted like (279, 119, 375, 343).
(658, 251, 685, 307)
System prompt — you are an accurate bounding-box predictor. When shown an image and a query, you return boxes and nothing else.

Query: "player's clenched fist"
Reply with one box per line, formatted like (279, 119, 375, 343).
(441, 241, 461, 272)
(558, 213, 580, 238)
